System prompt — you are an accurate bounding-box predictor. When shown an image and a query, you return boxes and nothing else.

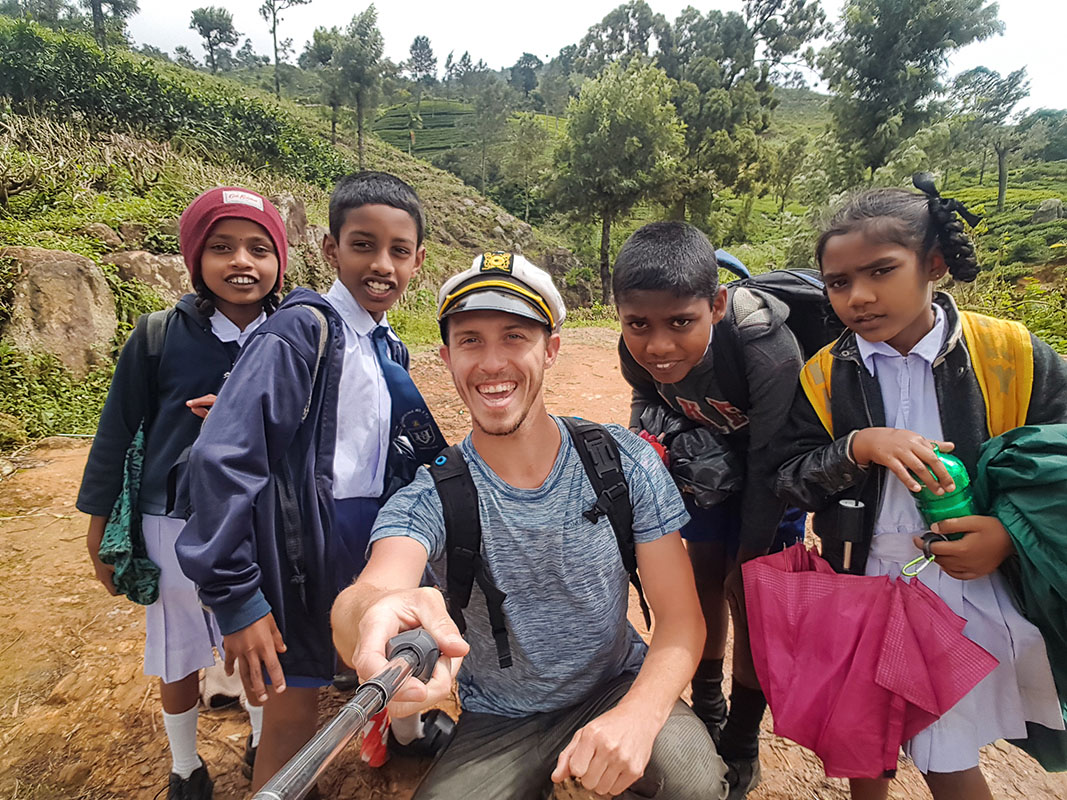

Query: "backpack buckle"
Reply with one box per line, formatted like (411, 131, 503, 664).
(583, 483, 627, 523)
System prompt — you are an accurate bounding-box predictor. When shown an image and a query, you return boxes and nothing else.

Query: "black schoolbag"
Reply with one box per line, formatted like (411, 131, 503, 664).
(428, 416, 648, 669)
(711, 256, 845, 413)
(722, 262, 844, 360)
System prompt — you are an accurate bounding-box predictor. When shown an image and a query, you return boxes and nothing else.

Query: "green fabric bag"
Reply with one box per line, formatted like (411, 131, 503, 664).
(97, 426, 161, 606)
(974, 423, 1067, 771)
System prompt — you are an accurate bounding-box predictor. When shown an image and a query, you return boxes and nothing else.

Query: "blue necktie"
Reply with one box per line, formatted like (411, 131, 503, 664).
(371, 326, 446, 463)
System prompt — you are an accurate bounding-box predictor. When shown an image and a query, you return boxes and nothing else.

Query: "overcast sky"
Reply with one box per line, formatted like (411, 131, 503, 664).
(128, 0, 1066, 111)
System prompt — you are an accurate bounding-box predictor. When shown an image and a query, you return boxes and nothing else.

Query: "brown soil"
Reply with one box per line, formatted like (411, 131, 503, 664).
(1, 327, 1064, 799)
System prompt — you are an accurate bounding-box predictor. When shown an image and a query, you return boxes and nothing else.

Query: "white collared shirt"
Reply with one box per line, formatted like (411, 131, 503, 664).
(856, 304, 947, 535)
(324, 279, 392, 499)
(209, 308, 267, 348)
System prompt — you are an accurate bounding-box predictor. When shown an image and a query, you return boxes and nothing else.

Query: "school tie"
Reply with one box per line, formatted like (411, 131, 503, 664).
(370, 325, 446, 463)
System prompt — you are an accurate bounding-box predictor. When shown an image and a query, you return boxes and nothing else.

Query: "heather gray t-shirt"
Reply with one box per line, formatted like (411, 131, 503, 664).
(369, 416, 689, 717)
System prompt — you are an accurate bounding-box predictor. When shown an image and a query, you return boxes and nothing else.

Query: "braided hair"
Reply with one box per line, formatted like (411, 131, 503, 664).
(816, 173, 981, 283)
(193, 280, 281, 322)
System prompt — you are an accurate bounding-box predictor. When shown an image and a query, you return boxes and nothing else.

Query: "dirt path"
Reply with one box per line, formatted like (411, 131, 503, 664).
(1, 327, 1064, 799)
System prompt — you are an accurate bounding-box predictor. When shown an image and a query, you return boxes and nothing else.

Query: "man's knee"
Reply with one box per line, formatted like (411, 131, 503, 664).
(639, 701, 728, 800)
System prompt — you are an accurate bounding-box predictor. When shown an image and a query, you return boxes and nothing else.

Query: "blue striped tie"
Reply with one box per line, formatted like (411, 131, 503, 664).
(370, 326, 446, 463)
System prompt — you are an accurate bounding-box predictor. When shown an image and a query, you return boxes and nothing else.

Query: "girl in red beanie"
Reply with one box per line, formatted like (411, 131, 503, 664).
(77, 187, 287, 800)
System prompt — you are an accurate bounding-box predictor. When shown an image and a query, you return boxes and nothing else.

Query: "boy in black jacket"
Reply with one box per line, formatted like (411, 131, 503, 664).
(613, 222, 804, 800)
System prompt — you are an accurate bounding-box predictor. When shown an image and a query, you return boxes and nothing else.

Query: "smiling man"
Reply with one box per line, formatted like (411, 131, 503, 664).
(331, 253, 727, 800)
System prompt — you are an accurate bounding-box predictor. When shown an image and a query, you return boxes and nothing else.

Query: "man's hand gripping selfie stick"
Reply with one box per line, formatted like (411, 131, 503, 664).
(253, 629, 440, 800)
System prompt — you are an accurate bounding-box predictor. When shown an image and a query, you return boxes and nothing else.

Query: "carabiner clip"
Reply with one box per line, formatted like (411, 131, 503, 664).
(901, 532, 947, 578)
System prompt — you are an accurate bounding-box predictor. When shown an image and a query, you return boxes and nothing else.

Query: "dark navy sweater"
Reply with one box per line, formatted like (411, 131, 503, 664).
(175, 288, 411, 680)
(77, 295, 240, 518)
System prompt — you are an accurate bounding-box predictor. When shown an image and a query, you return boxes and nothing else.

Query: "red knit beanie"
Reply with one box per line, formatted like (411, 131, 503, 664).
(179, 187, 288, 290)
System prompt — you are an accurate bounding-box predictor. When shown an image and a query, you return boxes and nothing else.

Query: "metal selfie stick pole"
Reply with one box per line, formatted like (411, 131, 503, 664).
(253, 629, 440, 800)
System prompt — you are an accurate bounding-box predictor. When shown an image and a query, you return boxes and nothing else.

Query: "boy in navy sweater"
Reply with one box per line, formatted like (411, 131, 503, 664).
(176, 172, 445, 790)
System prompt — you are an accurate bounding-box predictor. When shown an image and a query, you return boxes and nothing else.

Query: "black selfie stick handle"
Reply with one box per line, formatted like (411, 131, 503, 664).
(253, 629, 440, 800)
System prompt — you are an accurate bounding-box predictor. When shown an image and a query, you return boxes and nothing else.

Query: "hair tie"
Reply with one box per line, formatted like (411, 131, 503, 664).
(912, 172, 982, 228)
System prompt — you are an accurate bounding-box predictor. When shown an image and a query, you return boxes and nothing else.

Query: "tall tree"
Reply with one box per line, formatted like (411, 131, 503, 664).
(1019, 109, 1067, 162)
(407, 34, 436, 113)
(299, 26, 345, 142)
(337, 5, 383, 169)
(87, 0, 104, 46)
(259, 0, 311, 98)
(769, 135, 808, 212)
(190, 6, 239, 75)
(508, 52, 542, 98)
(465, 79, 514, 192)
(502, 113, 552, 221)
(81, 0, 138, 47)
(949, 66, 1029, 197)
(173, 44, 201, 70)
(743, 0, 826, 81)
(820, 0, 1002, 178)
(574, 0, 668, 76)
(407, 35, 437, 85)
(233, 37, 269, 69)
(552, 61, 684, 303)
(655, 5, 797, 221)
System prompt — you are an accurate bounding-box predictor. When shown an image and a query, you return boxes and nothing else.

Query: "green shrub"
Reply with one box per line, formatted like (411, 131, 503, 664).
(565, 266, 596, 287)
(0, 18, 347, 187)
(950, 276, 1067, 354)
(565, 302, 619, 328)
(1006, 233, 1049, 265)
(0, 341, 113, 440)
(389, 287, 439, 346)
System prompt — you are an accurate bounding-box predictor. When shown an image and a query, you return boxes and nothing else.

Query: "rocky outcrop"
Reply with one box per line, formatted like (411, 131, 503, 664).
(105, 251, 190, 304)
(270, 192, 309, 245)
(1031, 198, 1064, 224)
(118, 222, 147, 246)
(1, 247, 117, 378)
(78, 223, 124, 250)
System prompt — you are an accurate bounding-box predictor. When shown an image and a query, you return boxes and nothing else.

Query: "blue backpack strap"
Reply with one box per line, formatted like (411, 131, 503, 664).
(430, 445, 512, 668)
(560, 417, 649, 630)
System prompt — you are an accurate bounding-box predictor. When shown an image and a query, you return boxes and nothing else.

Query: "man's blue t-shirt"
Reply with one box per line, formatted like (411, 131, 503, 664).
(369, 416, 690, 718)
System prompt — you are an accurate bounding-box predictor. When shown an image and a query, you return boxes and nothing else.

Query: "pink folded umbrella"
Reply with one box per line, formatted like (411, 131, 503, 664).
(743, 544, 999, 778)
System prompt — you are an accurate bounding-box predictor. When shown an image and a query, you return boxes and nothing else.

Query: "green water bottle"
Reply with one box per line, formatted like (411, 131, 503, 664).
(912, 446, 974, 539)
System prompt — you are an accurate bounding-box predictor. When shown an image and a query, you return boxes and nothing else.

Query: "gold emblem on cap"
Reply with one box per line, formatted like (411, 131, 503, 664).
(480, 252, 514, 273)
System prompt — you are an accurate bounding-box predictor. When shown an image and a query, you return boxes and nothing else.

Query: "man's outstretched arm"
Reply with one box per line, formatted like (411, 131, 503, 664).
(552, 530, 704, 796)
(331, 536, 469, 716)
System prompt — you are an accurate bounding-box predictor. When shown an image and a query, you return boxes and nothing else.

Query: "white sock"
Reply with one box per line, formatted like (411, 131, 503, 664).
(243, 697, 264, 747)
(390, 712, 424, 746)
(162, 706, 202, 779)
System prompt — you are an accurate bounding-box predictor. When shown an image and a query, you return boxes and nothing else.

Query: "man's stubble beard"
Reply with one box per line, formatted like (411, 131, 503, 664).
(469, 370, 544, 438)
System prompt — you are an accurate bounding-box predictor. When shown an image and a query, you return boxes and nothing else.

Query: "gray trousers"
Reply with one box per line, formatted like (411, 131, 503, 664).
(412, 673, 728, 800)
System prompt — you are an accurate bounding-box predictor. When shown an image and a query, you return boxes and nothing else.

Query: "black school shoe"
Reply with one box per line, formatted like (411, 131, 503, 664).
(724, 756, 761, 800)
(242, 734, 256, 779)
(166, 760, 213, 800)
(386, 709, 456, 758)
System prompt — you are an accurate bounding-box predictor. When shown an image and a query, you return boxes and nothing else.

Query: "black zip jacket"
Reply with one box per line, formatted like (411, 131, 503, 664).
(773, 292, 1067, 574)
(620, 288, 804, 552)
(77, 295, 240, 518)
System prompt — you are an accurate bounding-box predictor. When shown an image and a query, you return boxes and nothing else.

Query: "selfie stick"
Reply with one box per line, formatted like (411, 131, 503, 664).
(253, 629, 440, 800)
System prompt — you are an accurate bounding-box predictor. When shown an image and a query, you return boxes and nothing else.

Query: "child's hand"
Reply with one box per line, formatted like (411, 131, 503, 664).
(185, 394, 217, 420)
(850, 428, 956, 494)
(912, 516, 1016, 580)
(223, 613, 288, 705)
(86, 516, 118, 596)
(90, 556, 118, 596)
(638, 430, 669, 466)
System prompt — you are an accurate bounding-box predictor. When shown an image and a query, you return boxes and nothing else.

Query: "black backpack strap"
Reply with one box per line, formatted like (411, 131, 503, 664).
(278, 304, 331, 612)
(138, 308, 175, 431)
(560, 417, 651, 630)
(430, 445, 512, 668)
